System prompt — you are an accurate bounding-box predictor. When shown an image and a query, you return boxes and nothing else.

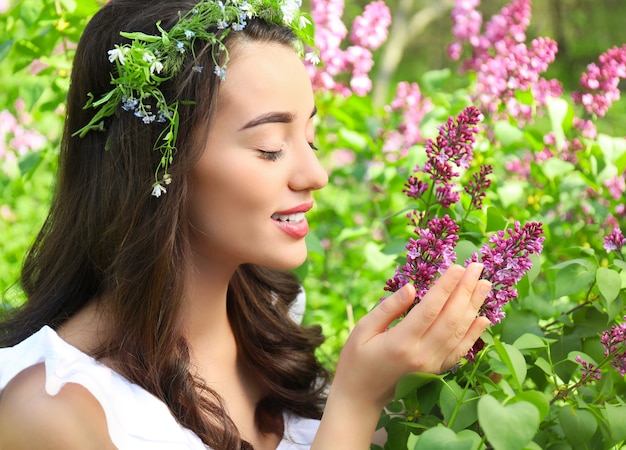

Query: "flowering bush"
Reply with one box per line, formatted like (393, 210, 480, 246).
(1, 0, 625, 448)
(303, 0, 625, 448)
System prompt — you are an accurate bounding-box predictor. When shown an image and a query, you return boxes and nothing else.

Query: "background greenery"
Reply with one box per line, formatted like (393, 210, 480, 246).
(1, 0, 625, 449)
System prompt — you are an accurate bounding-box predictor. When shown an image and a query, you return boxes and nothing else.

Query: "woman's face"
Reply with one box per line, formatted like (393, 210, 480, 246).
(188, 40, 328, 271)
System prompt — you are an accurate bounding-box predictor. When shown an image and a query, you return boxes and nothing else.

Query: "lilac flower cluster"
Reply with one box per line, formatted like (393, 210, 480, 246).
(603, 227, 625, 254)
(382, 82, 433, 160)
(466, 221, 545, 325)
(448, 0, 562, 124)
(307, 0, 390, 96)
(384, 215, 460, 302)
(572, 44, 626, 118)
(464, 221, 544, 362)
(601, 317, 626, 377)
(464, 164, 493, 211)
(403, 105, 483, 216)
(575, 355, 602, 384)
(383, 107, 545, 362)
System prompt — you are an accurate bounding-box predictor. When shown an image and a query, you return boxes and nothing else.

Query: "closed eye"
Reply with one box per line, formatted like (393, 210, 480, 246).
(309, 142, 319, 151)
(258, 149, 284, 161)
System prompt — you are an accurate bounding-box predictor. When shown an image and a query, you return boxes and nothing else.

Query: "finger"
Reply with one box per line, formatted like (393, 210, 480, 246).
(439, 262, 485, 315)
(354, 283, 416, 338)
(401, 264, 466, 336)
(423, 263, 488, 350)
(441, 316, 491, 371)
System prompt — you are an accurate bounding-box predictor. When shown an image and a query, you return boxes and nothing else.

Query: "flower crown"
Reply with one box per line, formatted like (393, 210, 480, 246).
(73, 0, 315, 197)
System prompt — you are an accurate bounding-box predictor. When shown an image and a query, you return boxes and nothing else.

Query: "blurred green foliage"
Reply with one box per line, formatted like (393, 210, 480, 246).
(1, 0, 625, 448)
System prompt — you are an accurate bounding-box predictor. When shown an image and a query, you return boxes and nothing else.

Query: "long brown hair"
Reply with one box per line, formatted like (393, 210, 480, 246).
(0, 1, 328, 447)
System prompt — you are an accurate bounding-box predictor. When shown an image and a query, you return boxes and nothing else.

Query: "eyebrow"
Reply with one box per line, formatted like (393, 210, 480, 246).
(239, 106, 317, 131)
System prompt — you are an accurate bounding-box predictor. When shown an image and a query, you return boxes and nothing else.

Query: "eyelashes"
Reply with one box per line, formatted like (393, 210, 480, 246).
(258, 142, 319, 161)
(258, 149, 285, 161)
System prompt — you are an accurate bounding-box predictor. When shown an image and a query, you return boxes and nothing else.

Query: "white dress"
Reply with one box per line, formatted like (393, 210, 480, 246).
(0, 326, 320, 449)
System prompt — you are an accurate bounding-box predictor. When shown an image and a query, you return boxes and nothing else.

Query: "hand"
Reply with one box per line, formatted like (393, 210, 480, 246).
(334, 262, 491, 409)
(312, 263, 491, 450)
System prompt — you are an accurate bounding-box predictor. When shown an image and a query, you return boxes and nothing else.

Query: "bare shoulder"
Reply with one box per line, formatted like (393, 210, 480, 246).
(0, 363, 116, 449)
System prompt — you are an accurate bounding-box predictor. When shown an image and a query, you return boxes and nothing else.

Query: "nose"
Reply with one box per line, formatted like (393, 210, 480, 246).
(289, 142, 329, 192)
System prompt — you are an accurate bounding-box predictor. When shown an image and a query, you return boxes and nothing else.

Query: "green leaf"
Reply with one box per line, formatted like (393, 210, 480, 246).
(304, 231, 324, 256)
(596, 267, 621, 306)
(58, 0, 77, 12)
(0, 39, 13, 64)
(513, 333, 548, 350)
(394, 372, 442, 400)
(493, 338, 527, 389)
(455, 240, 479, 265)
(558, 406, 597, 446)
(540, 158, 575, 181)
(478, 395, 539, 450)
(510, 391, 551, 421)
(363, 242, 396, 272)
(554, 263, 595, 298)
(420, 68, 452, 92)
(496, 181, 526, 209)
(19, 0, 45, 26)
(494, 121, 524, 147)
(413, 426, 474, 450)
(546, 97, 570, 151)
(603, 404, 626, 443)
(439, 382, 478, 431)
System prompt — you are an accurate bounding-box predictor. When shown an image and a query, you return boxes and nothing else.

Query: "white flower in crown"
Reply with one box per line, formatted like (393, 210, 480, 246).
(305, 51, 320, 65)
(150, 60, 164, 75)
(108, 46, 127, 65)
(281, 0, 301, 25)
(151, 183, 167, 198)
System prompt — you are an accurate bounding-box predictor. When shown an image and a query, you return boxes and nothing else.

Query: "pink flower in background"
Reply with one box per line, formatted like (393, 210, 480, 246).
(382, 81, 433, 158)
(448, 0, 562, 124)
(350, 1, 391, 50)
(307, 0, 391, 96)
(604, 175, 626, 200)
(572, 44, 626, 117)
(1, 107, 46, 170)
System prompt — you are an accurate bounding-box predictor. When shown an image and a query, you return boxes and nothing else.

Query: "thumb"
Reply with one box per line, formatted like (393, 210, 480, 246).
(356, 283, 416, 337)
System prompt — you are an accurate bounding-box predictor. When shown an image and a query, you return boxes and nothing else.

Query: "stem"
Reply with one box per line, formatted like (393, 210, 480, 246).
(541, 282, 598, 332)
(549, 354, 615, 405)
(447, 350, 486, 429)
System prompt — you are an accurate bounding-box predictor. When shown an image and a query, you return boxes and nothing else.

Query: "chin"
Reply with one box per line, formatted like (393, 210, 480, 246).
(263, 248, 308, 272)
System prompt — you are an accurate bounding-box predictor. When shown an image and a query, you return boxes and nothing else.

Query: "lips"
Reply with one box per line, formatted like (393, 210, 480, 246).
(271, 202, 312, 239)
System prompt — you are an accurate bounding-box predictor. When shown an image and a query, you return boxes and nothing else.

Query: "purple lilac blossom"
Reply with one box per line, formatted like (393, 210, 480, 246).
(572, 44, 626, 118)
(466, 221, 545, 325)
(401, 106, 482, 223)
(384, 215, 460, 303)
(575, 356, 602, 383)
(464, 221, 544, 361)
(464, 164, 493, 210)
(603, 227, 625, 254)
(601, 317, 626, 377)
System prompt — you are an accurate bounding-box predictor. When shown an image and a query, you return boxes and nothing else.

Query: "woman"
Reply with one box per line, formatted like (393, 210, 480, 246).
(0, 0, 491, 448)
